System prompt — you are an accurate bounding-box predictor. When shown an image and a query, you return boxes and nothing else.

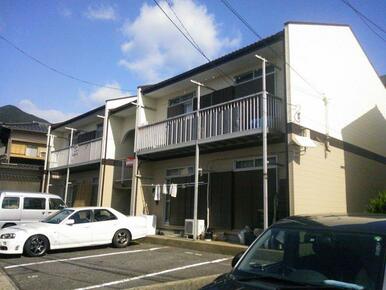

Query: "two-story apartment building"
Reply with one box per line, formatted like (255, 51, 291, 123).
(130, 22, 386, 235)
(44, 97, 137, 214)
(0, 121, 48, 191)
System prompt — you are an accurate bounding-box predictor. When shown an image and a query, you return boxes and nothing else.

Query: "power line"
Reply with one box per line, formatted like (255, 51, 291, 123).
(341, 0, 386, 43)
(341, 0, 386, 35)
(0, 34, 135, 93)
(220, 0, 325, 100)
(153, 0, 234, 86)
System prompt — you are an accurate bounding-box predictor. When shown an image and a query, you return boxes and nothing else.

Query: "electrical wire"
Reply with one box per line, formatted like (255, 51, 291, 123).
(0, 34, 135, 93)
(153, 0, 235, 86)
(220, 0, 326, 100)
(341, 0, 386, 35)
(340, 0, 386, 43)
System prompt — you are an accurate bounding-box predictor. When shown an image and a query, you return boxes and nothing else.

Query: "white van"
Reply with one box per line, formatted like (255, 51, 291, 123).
(0, 191, 66, 229)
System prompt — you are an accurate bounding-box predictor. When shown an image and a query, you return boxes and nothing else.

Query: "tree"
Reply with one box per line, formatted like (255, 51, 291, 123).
(367, 190, 386, 214)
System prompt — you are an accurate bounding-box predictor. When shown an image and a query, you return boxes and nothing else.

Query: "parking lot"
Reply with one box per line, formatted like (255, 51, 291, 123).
(0, 242, 231, 290)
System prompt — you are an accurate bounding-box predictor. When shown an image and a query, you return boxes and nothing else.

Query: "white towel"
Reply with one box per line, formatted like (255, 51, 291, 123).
(170, 183, 177, 198)
(162, 184, 168, 195)
(154, 184, 161, 201)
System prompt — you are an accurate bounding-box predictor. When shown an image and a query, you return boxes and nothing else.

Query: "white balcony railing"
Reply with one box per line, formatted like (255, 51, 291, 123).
(136, 93, 283, 153)
(49, 138, 102, 169)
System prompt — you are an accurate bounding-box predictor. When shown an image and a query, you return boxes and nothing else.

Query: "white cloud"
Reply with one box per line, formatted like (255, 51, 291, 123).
(58, 6, 72, 18)
(85, 4, 117, 21)
(79, 82, 127, 107)
(18, 99, 76, 123)
(118, 0, 241, 83)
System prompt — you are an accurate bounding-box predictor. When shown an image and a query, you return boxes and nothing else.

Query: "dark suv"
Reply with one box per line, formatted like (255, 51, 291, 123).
(202, 214, 386, 290)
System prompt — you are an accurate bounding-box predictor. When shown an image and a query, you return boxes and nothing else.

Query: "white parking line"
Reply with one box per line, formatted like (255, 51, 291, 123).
(74, 257, 231, 290)
(4, 247, 166, 269)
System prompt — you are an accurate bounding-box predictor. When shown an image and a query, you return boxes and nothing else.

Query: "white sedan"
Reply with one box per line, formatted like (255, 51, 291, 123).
(0, 207, 150, 257)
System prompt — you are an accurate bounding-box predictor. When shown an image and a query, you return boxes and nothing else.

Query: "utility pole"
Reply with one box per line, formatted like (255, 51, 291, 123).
(191, 79, 203, 240)
(255, 55, 269, 230)
(64, 127, 76, 204)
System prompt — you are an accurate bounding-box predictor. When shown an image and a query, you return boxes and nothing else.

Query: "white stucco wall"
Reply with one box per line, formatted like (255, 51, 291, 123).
(285, 23, 386, 156)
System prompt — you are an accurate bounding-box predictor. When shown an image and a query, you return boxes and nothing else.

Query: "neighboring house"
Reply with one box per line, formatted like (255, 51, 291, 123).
(44, 97, 136, 214)
(129, 22, 386, 235)
(0, 121, 49, 191)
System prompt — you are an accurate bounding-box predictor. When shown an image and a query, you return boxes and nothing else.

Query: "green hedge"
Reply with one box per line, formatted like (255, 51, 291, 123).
(367, 190, 386, 214)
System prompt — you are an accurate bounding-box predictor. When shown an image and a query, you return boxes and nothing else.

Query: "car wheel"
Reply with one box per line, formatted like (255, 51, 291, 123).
(24, 235, 49, 257)
(112, 229, 131, 248)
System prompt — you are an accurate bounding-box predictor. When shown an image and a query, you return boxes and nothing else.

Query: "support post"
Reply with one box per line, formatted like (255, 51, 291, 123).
(41, 125, 51, 192)
(191, 80, 202, 240)
(64, 127, 76, 204)
(256, 55, 269, 230)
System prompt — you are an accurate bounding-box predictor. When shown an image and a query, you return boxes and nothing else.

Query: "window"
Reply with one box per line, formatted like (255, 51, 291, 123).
(234, 156, 277, 171)
(71, 210, 92, 224)
(49, 198, 65, 210)
(25, 144, 38, 157)
(167, 92, 194, 117)
(2, 197, 20, 209)
(166, 166, 194, 177)
(94, 209, 117, 222)
(23, 198, 46, 210)
(234, 66, 275, 85)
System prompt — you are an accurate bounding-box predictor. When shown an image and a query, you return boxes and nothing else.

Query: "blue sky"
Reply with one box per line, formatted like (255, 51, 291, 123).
(0, 0, 385, 122)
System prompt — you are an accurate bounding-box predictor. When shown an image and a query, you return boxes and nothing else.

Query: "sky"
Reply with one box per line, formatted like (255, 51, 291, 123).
(0, 0, 385, 123)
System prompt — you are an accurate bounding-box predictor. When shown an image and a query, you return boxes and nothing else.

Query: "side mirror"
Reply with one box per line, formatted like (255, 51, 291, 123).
(64, 219, 75, 225)
(231, 251, 245, 268)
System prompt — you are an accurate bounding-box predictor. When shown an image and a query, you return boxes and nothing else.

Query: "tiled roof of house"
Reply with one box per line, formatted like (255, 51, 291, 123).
(0, 121, 49, 133)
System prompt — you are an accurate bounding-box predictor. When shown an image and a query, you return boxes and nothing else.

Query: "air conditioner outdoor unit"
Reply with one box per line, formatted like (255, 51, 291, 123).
(184, 219, 205, 236)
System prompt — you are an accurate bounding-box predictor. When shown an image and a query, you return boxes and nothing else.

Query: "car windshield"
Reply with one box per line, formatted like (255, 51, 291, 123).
(43, 209, 74, 224)
(236, 227, 385, 290)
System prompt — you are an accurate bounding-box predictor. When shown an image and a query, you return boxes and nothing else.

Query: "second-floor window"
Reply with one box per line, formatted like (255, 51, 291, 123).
(167, 92, 194, 118)
(234, 66, 275, 98)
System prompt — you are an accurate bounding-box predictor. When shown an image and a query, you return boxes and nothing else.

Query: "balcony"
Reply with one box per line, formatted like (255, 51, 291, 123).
(49, 138, 102, 170)
(136, 93, 284, 156)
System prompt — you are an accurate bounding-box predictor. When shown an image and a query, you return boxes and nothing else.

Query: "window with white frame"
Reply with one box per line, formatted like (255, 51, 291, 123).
(168, 92, 195, 116)
(234, 66, 275, 85)
(166, 166, 194, 178)
(234, 156, 277, 171)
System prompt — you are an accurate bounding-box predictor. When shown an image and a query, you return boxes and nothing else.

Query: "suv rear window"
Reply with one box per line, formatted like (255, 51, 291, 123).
(2, 197, 20, 209)
(49, 198, 65, 210)
(23, 198, 46, 210)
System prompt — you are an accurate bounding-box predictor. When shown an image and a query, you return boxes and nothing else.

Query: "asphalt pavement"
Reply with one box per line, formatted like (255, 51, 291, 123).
(0, 242, 232, 290)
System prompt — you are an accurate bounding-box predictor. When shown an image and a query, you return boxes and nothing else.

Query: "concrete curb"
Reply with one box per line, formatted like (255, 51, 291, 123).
(126, 274, 219, 290)
(140, 235, 247, 256)
(0, 268, 17, 290)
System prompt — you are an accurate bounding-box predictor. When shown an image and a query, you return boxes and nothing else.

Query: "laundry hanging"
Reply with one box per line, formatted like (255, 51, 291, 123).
(154, 184, 161, 201)
(162, 183, 168, 195)
(170, 183, 178, 198)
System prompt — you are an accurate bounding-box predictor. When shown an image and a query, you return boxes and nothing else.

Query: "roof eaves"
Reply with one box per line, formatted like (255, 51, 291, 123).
(51, 105, 105, 130)
(142, 30, 284, 94)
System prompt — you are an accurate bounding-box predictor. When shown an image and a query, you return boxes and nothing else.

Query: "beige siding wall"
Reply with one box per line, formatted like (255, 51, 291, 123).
(135, 143, 287, 227)
(289, 140, 386, 215)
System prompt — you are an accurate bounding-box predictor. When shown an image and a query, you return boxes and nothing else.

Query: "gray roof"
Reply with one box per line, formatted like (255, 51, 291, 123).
(0, 121, 49, 134)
